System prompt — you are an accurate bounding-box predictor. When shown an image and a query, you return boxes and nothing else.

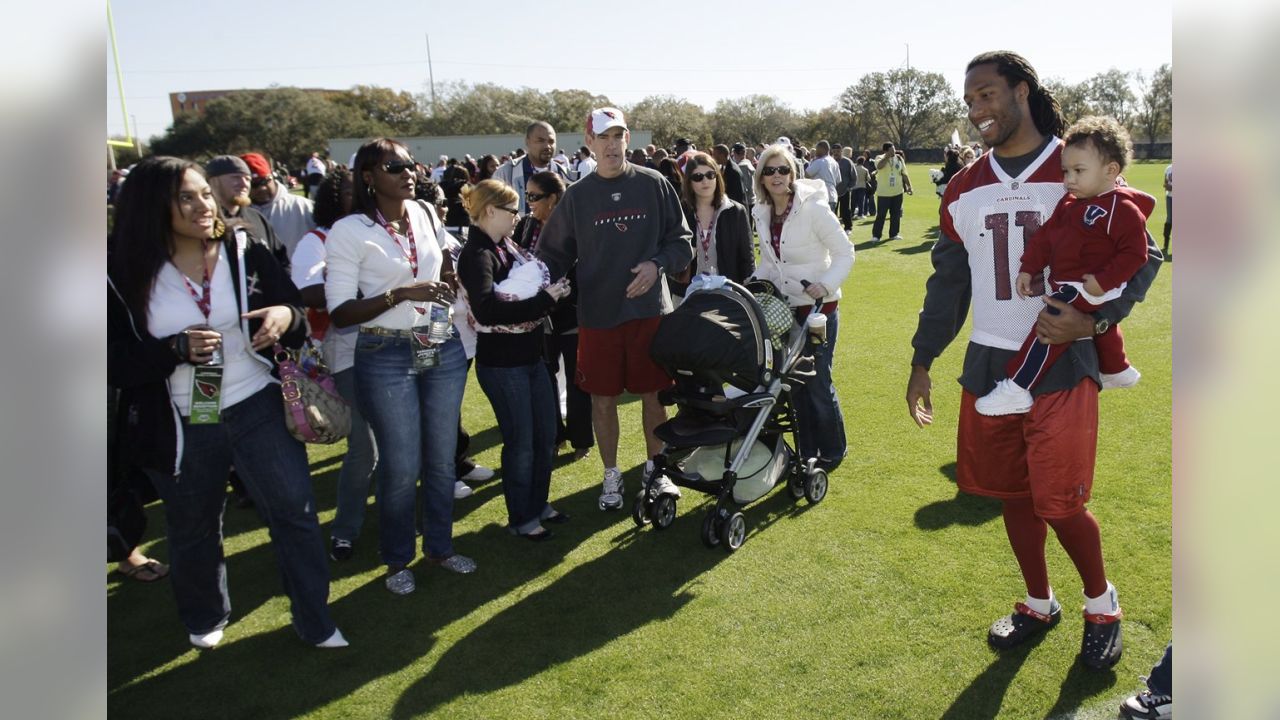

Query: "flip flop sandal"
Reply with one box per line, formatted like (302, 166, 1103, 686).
(118, 559, 169, 583)
(988, 601, 1061, 649)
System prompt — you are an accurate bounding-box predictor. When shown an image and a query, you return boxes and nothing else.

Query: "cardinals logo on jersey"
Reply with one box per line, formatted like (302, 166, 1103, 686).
(614, 223, 628, 233)
(195, 379, 219, 398)
(1082, 205, 1109, 227)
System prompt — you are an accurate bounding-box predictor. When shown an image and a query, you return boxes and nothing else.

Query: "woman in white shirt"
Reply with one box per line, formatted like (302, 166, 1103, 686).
(751, 143, 855, 471)
(324, 138, 473, 595)
(107, 156, 345, 649)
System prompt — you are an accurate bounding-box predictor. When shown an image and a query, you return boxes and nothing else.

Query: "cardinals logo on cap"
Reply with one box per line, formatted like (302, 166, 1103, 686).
(1082, 205, 1108, 227)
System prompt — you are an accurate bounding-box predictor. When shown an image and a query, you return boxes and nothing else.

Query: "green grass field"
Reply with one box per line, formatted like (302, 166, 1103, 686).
(108, 162, 1172, 719)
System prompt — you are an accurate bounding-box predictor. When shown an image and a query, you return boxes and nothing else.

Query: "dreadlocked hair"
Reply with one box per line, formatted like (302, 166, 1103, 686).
(967, 51, 1065, 139)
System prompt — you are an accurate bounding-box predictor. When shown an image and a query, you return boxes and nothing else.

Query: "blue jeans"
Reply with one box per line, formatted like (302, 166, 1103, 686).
(329, 368, 378, 542)
(354, 332, 466, 566)
(477, 362, 557, 534)
(792, 307, 847, 466)
(145, 385, 335, 644)
(1147, 643, 1172, 696)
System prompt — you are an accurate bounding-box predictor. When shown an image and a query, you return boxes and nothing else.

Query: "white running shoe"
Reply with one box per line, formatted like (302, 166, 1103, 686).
(453, 480, 474, 499)
(599, 468, 624, 511)
(890, 235, 904, 242)
(1101, 366, 1141, 390)
(651, 473, 682, 498)
(460, 464, 494, 482)
(975, 379, 1034, 416)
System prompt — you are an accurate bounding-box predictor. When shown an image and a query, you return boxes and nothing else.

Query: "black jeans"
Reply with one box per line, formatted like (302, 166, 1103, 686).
(872, 194, 904, 239)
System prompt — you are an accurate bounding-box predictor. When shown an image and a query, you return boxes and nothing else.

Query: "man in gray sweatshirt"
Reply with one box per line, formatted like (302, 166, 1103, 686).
(538, 107, 693, 511)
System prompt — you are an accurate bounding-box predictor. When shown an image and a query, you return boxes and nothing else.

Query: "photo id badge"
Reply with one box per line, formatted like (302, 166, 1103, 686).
(188, 364, 224, 424)
(411, 331, 440, 371)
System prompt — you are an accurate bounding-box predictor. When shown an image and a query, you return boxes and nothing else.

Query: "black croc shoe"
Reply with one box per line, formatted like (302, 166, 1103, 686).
(988, 601, 1061, 649)
(1080, 609, 1123, 670)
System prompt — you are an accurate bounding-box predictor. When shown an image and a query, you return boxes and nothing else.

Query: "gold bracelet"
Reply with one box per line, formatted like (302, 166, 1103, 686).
(385, 289, 397, 307)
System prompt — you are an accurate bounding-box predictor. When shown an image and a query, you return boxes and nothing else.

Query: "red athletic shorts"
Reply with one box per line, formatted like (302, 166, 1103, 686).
(956, 379, 1099, 519)
(576, 316, 673, 397)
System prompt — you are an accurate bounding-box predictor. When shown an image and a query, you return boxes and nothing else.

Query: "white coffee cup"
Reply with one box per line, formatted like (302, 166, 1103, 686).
(805, 313, 827, 342)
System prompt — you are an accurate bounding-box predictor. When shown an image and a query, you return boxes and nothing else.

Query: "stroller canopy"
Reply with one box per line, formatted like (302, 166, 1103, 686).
(650, 283, 769, 390)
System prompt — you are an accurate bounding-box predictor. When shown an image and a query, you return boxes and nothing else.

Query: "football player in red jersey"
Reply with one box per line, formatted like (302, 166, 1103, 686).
(905, 51, 1164, 671)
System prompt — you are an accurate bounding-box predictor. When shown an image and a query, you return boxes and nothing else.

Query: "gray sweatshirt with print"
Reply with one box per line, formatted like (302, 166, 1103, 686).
(537, 163, 693, 329)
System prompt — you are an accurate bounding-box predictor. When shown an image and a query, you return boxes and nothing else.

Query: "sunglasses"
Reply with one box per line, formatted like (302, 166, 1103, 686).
(496, 206, 519, 216)
(687, 171, 717, 183)
(250, 176, 273, 187)
(759, 165, 792, 177)
(380, 160, 416, 175)
(525, 191, 550, 202)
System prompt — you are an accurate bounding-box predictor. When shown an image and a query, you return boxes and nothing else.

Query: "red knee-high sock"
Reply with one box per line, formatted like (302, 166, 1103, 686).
(1002, 497, 1050, 599)
(1045, 510, 1107, 598)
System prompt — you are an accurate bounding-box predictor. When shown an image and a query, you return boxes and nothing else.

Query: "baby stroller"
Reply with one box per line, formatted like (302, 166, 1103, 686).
(633, 277, 829, 552)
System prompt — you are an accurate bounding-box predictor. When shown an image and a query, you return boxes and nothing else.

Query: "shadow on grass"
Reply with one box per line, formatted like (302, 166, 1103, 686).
(913, 463, 1001, 530)
(924, 224, 940, 239)
(853, 239, 882, 252)
(109, 483, 603, 717)
(894, 240, 936, 255)
(939, 633, 1046, 720)
(1043, 658, 1118, 719)
(391, 472, 812, 717)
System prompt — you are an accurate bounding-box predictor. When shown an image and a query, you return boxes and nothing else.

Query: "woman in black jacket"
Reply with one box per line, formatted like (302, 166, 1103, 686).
(107, 156, 345, 650)
(456, 180, 570, 540)
(678, 151, 754, 286)
(514, 171, 594, 460)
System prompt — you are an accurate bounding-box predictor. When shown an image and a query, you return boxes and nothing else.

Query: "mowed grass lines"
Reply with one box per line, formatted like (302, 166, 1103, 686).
(108, 161, 1171, 720)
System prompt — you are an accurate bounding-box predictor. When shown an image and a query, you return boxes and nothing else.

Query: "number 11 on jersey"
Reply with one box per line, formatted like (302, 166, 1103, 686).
(985, 210, 1046, 300)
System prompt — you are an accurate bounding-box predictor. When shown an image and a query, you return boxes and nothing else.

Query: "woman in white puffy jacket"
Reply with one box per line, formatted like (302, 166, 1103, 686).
(751, 143, 854, 470)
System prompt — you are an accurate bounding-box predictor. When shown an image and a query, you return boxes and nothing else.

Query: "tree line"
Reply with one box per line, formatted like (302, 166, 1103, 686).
(141, 65, 1170, 171)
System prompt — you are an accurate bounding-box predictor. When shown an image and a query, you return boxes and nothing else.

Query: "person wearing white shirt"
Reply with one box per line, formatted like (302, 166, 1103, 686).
(324, 138, 474, 595)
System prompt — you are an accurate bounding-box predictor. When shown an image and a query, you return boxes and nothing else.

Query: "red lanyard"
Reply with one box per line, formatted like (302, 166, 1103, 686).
(375, 209, 418, 278)
(697, 212, 717, 268)
(180, 241, 215, 321)
(769, 195, 793, 257)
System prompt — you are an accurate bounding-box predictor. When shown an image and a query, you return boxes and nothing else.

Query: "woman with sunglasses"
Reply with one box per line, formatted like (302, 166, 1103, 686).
(515, 171, 593, 461)
(324, 138, 473, 595)
(456, 180, 571, 540)
(679, 152, 754, 284)
(108, 156, 345, 649)
(750, 143, 855, 471)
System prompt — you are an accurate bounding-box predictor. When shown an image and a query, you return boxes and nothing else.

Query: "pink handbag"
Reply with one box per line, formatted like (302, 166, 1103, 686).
(274, 342, 351, 444)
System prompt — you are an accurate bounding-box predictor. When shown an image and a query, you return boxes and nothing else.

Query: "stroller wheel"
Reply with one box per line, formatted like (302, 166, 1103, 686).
(804, 469, 829, 504)
(631, 491, 651, 527)
(787, 472, 805, 500)
(700, 509, 722, 548)
(652, 494, 677, 530)
(720, 512, 747, 552)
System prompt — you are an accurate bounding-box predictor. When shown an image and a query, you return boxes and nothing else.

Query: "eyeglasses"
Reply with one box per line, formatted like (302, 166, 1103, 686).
(380, 160, 416, 175)
(759, 165, 792, 177)
(525, 191, 549, 202)
(687, 171, 717, 183)
(496, 206, 519, 216)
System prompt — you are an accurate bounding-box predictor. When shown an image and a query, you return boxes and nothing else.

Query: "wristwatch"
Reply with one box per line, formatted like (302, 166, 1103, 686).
(1092, 315, 1110, 336)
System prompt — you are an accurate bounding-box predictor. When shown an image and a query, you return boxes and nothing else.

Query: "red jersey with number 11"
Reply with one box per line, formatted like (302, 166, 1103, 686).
(939, 140, 1065, 351)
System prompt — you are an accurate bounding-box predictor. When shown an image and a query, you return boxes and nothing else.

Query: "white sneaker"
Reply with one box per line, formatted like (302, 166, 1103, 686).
(453, 480, 474, 499)
(1101, 366, 1141, 390)
(189, 628, 224, 649)
(460, 464, 494, 482)
(645, 460, 682, 497)
(315, 628, 349, 648)
(871, 236, 882, 243)
(890, 235, 904, 242)
(599, 468, 624, 511)
(975, 379, 1034, 416)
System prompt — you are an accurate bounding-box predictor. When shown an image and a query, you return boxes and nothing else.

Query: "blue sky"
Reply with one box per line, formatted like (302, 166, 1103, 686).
(107, 0, 1172, 141)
